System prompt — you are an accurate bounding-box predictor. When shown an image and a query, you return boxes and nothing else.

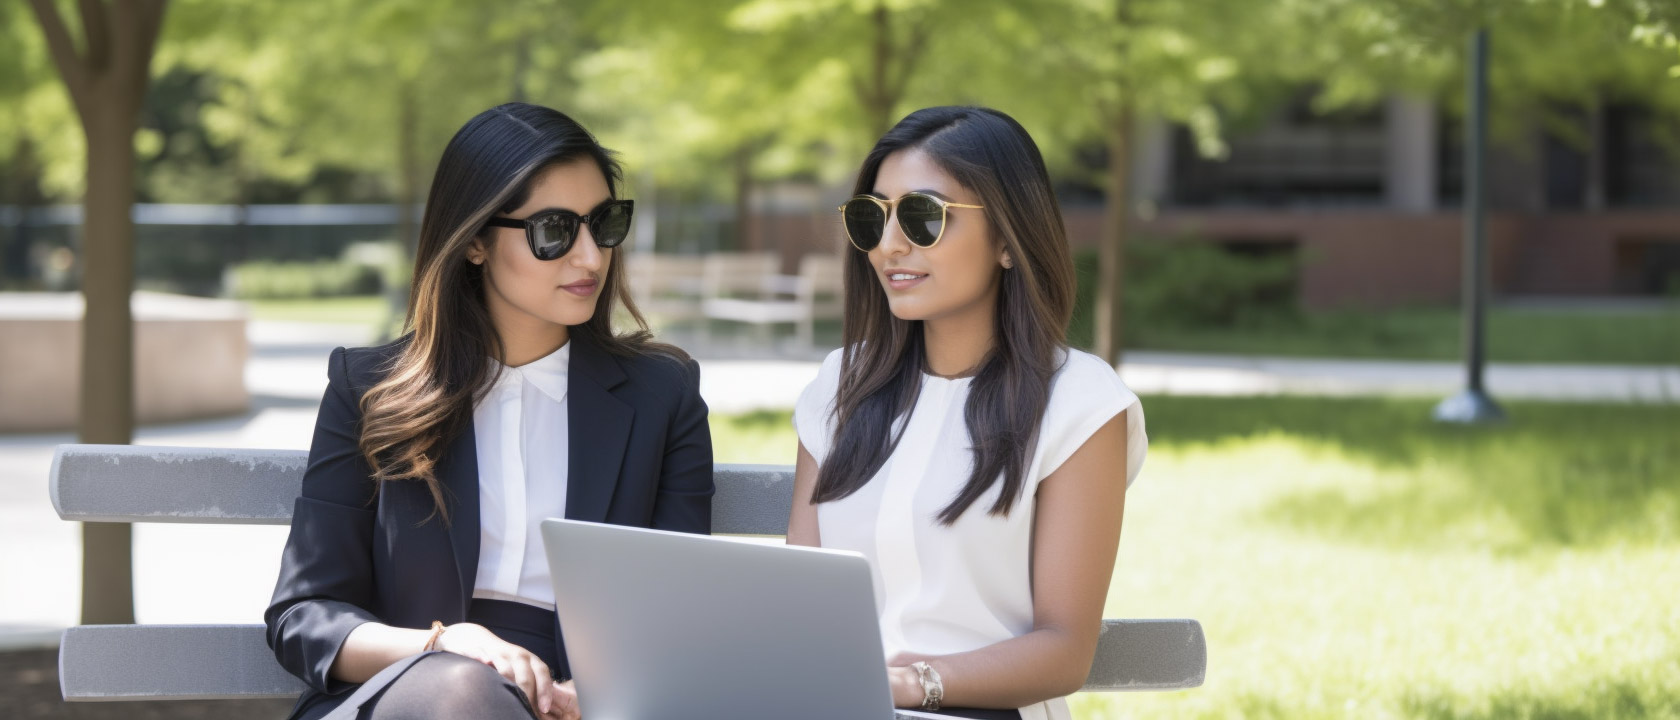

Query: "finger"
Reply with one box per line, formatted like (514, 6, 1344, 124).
(542, 680, 573, 720)
(561, 681, 582, 720)
(508, 655, 537, 708)
(529, 657, 552, 714)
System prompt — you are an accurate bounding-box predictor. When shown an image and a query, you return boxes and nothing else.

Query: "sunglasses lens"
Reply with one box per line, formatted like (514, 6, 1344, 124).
(593, 202, 632, 248)
(532, 216, 574, 261)
(898, 194, 944, 247)
(843, 198, 887, 251)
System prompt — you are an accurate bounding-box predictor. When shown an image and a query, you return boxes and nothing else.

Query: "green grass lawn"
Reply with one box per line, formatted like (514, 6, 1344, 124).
(1130, 306, 1680, 365)
(710, 398, 1680, 719)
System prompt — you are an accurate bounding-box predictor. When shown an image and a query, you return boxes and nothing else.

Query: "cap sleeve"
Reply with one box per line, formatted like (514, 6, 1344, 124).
(793, 348, 845, 466)
(1033, 350, 1148, 488)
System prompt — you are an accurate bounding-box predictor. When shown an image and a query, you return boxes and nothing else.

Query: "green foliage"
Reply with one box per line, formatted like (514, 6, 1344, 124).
(1067, 241, 1300, 347)
(224, 259, 383, 299)
(1124, 239, 1300, 326)
(11, 1, 1680, 204)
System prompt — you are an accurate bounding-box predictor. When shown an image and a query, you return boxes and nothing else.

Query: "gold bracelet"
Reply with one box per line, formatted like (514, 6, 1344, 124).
(422, 621, 447, 652)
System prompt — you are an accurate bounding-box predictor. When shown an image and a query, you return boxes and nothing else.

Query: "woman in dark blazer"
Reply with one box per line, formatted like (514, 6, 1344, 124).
(266, 103, 713, 720)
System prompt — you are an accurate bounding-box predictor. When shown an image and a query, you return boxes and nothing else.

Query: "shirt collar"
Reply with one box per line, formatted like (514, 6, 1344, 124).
(495, 340, 570, 404)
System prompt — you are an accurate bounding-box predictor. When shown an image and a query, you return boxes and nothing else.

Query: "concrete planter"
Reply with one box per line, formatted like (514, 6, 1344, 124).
(0, 292, 249, 433)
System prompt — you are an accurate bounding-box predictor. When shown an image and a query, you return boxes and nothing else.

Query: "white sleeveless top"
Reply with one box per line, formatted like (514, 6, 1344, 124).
(793, 347, 1146, 720)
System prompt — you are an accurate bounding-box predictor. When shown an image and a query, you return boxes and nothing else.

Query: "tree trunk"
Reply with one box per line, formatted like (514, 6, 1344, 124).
(733, 144, 754, 252)
(4, 138, 41, 284)
(1094, 109, 1133, 364)
(27, 0, 169, 624)
(511, 32, 532, 103)
(1094, 0, 1135, 365)
(386, 82, 420, 337)
(868, 2, 891, 138)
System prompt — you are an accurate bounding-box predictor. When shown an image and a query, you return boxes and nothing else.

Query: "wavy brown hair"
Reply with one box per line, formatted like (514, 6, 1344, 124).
(357, 103, 678, 523)
(813, 106, 1078, 525)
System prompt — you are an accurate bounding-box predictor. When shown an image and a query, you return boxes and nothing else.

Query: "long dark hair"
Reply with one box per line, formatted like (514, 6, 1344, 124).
(813, 106, 1078, 525)
(358, 102, 677, 522)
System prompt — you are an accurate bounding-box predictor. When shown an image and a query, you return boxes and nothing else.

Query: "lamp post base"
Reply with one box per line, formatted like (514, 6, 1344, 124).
(1432, 389, 1505, 424)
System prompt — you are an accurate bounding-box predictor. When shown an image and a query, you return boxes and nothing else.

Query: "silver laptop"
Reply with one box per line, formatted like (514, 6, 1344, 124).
(541, 518, 906, 720)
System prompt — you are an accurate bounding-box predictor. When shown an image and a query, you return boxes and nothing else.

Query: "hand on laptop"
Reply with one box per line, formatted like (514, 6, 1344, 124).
(539, 680, 581, 720)
(434, 622, 570, 717)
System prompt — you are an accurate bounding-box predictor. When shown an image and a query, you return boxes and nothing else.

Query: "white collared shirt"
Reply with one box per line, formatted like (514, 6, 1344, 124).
(471, 342, 570, 609)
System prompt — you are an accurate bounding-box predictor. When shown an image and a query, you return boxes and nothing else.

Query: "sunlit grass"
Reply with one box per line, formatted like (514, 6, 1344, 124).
(1125, 305, 1680, 365)
(709, 397, 1680, 719)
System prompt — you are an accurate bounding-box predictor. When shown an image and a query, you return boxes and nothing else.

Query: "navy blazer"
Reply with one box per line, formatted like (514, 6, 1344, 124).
(265, 332, 713, 719)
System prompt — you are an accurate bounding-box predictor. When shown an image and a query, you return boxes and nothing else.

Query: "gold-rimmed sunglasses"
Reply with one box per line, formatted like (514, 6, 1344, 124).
(839, 192, 984, 252)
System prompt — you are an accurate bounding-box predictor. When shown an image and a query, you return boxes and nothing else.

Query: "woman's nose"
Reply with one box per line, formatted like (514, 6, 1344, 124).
(875, 211, 912, 258)
(569, 225, 604, 270)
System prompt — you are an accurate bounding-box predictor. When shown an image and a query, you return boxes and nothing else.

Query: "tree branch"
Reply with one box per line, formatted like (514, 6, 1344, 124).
(77, 0, 112, 74)
(887, 17, 931, 109)
(25, 0, 91, 108)
(111, 0, 169, 110)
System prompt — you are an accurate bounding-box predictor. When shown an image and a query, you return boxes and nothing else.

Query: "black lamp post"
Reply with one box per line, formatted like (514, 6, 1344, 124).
(1435, 28, 1505, 424)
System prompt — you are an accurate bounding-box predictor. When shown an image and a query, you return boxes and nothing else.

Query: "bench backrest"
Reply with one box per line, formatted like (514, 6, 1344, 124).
(50, 444, 795, 534)
(626, 253, 705, 300)
(701, 252, 781, 299)
(797, 253, 845, 309)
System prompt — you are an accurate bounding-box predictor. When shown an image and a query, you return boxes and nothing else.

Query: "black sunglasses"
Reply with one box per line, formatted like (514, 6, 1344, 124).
(839, 192, 984, 252)
(484, 199, 634, 261)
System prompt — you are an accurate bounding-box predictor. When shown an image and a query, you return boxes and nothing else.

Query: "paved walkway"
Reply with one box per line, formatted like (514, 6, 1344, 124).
(3, 321, 1675, 649)
(251, 321, 1680, 410)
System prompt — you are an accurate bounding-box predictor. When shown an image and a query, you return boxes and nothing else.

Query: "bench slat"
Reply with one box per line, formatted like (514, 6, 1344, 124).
(59, 625, 304, 701)
(59, 620, 1203, 701)
(50, 445, 796, 535)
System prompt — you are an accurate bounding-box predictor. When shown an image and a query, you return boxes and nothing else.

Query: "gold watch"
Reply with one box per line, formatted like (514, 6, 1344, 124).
(911, 661, 944, 711)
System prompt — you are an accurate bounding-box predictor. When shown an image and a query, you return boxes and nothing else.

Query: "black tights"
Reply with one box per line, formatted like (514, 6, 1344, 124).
(360, 652, 537, 720)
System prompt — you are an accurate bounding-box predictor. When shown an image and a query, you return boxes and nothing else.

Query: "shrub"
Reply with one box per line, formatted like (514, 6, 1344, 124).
(1068, 238, 1301, 348)
(224, 259, 383, 299)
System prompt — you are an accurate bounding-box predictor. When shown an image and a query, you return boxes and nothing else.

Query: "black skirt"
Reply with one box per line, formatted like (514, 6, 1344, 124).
(295, 599, 558, 720)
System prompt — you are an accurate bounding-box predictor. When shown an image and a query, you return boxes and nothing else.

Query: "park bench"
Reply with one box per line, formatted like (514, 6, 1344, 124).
(699, 252, 844, 349)
(48, 443, 1206, 714)
(626, 253, 706, 326)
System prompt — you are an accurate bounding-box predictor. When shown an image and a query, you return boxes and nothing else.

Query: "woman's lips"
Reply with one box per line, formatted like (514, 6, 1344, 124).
(560, 280, 598, 296)
(884, 271, 928, 291)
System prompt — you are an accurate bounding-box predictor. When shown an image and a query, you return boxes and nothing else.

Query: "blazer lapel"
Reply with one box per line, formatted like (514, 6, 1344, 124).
(566, 332, 632, 522)
(437, 419, 481, 607)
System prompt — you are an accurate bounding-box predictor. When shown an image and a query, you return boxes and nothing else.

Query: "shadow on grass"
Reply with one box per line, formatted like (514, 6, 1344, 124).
(1144, 395, 1680, 549)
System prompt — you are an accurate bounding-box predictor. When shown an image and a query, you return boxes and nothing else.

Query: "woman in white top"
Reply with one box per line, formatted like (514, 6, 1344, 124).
(266, 104, 714, 720)
(790, 106, 1147, 720)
